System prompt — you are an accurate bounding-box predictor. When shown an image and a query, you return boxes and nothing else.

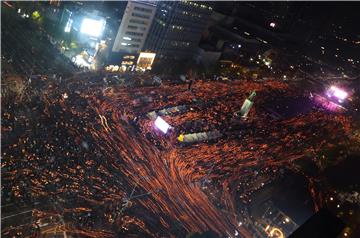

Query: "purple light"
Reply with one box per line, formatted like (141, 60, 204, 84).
(314, 94, 342, 112)
(330, 86, 348, 100)
(154, 116, 170, 134)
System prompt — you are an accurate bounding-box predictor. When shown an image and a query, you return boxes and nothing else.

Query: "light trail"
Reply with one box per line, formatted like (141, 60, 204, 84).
(2, 77, 357, 237)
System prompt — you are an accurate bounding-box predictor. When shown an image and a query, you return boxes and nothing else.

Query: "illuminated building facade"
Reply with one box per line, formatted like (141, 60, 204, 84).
(144, 1, 212, 60)
(136, 52, 156, 70)
(252, 201, 298, 238)
(112, 1, 156, 54)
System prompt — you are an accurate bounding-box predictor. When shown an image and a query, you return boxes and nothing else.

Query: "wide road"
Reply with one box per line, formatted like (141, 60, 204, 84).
(2, 74, 358, 237)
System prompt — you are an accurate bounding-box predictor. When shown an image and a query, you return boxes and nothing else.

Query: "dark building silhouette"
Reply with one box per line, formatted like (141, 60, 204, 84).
(289, 209, 345, 238)
(144, 1, 212, 60)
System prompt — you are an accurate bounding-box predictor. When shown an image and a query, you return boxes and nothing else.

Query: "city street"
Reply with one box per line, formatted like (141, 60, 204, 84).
(2, 73, 359, 237)
(2, 1, 360, 238)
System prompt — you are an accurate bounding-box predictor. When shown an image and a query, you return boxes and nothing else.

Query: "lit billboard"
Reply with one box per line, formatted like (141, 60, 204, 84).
(154, 116, 170, 134)
(137, 52, 156, 70)
(80, 18, 106, 37)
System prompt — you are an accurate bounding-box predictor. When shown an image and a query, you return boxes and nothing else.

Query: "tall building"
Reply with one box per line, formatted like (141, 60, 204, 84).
(112, 1, 156, 54)
(144, 1, 213, 60)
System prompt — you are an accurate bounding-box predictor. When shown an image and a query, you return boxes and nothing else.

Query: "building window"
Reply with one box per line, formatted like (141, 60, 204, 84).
(126, 31, 144, 36)
(171, 25, 184, 30)
(122, 37, 141, 43)
(156, 19, 166, 27)
(170, 41, 191, 47)
(128, 25, 138, 30)
(124, 55, 135, 59)
(127, 44, 140, 48)
(131, 38, 142, 42)
(132, 12, 150, 19)
(134, 6, 152, 13)
(129, 19, 147, 25)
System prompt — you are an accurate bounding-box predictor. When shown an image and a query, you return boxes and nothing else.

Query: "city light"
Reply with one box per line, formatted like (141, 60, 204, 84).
(80, 18, 106, 37)
(327, 86, 348, 102)
(31, 11, 41, 20)
(331, 86, 348, 100)
(269, 227, 284, 238)
(137, 52, 156, 70)
(105, 65, 120, 72)
(64, 18, 73, 33)
(2, 1, 359, 237)
(154, 116, 170, 134)
(72, 54, 91, 68)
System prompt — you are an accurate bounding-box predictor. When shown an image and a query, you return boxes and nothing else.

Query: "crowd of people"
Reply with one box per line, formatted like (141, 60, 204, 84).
(2, 63, 359, 237)
(2, 5, 359, 237)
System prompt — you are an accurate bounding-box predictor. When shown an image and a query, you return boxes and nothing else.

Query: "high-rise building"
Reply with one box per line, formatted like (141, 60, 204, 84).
(144, 1, 213, 60)
(112, 1, 156, 54)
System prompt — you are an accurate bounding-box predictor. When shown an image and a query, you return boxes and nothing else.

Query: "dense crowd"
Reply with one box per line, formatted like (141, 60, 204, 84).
(2, 69, 358, 237)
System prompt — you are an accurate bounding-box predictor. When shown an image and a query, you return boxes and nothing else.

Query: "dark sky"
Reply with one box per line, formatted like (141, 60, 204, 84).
(213, 1, 360, 36)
